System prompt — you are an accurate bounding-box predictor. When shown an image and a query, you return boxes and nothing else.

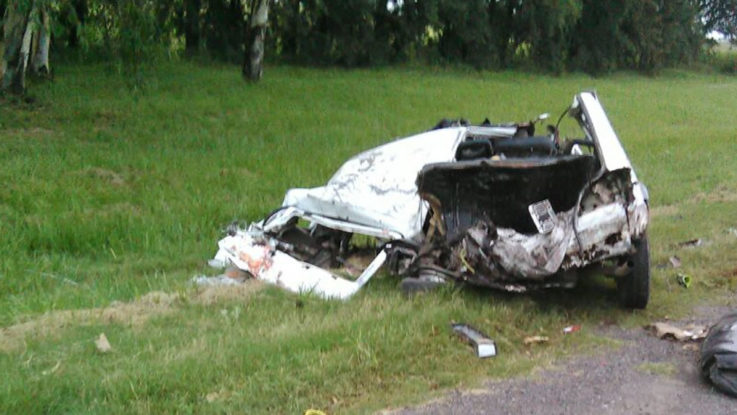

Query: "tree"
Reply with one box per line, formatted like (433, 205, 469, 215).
(700, 0, 737, 43)
(1, 0, 51, 95)
(517, 0, 582, 73)
(243, 0, 271, 81)
(183, 0, 200, 55)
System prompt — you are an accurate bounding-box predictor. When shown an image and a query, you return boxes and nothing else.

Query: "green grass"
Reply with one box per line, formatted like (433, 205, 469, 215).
(636, 361, 677, 377)
(1, 62, 737, 413)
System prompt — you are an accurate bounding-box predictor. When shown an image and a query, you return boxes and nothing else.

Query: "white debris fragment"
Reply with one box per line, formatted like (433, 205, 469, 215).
(645, 322, 708, 342)
(95, 333, 112, 353)
(192, 274, 244, 286)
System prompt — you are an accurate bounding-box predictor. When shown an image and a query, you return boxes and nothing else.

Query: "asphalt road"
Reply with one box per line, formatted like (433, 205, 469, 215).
(391, 305, 736, 415)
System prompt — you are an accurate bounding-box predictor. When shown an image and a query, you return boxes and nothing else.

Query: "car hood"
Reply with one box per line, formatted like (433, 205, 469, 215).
(282, 126, 466, 241)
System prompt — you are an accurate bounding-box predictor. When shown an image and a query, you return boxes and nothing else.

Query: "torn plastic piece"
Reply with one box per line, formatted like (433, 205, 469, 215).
(451, 323, 497, 358)
(676, 272, 692, 288)
(701, 311, 737, 398)
(214, 231, 387, 300)
(562, 325, 581, 334)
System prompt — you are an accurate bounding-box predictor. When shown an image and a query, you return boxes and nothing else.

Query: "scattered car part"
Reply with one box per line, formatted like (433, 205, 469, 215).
(451, 323, 497, 358)
(701, 312, 737, 398)
(646, 322, 708, 342)
(212, 92, 650, 306)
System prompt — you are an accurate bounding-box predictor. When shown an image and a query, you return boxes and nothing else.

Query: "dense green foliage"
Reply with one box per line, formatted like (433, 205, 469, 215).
(2, 0, 735, 75)
(269, 0, 708, 73)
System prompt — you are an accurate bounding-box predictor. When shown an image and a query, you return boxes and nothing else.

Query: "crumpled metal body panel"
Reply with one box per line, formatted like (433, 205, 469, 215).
(283, 127, 465, 241)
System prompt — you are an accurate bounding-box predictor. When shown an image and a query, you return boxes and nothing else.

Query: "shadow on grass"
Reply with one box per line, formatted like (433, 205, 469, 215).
(375, 270, 631, 327)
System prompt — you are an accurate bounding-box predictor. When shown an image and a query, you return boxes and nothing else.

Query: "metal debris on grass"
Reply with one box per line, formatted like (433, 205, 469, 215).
(451, 323, 497, 358)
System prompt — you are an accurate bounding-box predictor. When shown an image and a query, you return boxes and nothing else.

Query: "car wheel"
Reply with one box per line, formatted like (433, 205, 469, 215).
(617, 235, 650, 309)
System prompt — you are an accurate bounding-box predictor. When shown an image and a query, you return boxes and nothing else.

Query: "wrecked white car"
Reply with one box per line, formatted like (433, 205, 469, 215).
(212, 92, 650, 308)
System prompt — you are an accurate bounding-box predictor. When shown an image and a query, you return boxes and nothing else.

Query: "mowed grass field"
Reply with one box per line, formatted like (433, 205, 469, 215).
(1, 63, 737, 413)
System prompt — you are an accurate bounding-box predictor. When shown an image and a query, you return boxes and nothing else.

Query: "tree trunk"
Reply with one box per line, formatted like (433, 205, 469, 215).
(2, 2, 31, 95)
(2, 0, 50, 95)
(242, 0, 271, 82)
(31, 6, 50, 76)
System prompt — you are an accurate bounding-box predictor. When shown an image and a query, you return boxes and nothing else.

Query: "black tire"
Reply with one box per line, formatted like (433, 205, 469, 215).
(617, 235, 650, 309)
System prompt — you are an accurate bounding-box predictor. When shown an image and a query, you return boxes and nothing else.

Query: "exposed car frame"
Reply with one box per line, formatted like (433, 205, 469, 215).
(211, 92, 650, 308)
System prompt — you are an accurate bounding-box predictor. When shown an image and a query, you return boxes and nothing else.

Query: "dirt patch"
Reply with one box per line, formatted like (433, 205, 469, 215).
(694, 184, 737, 204)
(190, 280, 264, 305)
(650, 204, 679, 218)
(0, 281, 264, 353)
(0, 126, 54, 139)
(652, 184, 737, 219)
(721, 266, 737, 279)
(82, 167, 126, 186)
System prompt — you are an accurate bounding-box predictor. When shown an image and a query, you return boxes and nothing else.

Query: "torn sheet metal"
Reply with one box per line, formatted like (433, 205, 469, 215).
(214, 231, 386, 300)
